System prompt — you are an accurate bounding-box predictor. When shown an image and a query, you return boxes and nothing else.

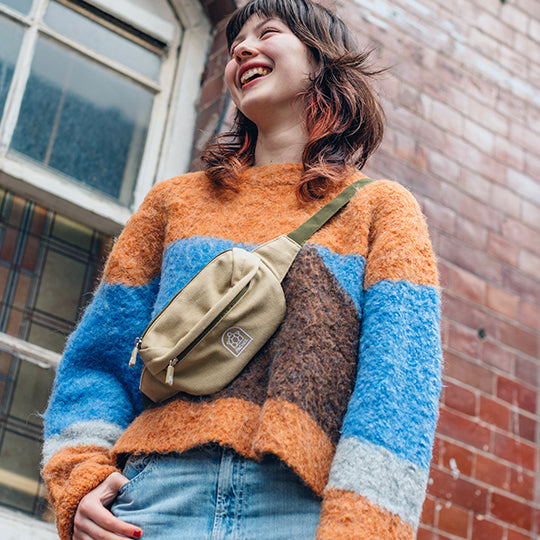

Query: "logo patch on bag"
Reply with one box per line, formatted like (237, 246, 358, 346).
(222, 327, 253, 357)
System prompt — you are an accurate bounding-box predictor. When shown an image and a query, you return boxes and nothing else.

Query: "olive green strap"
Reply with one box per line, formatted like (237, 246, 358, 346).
(287, 178, 374, 246)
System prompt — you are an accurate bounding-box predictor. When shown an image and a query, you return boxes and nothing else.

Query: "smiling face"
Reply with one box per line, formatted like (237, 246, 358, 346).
(225, 14, 317, 128)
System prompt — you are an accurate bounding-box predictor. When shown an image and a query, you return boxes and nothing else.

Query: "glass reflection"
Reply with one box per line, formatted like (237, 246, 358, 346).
(44, 0, 161, 80)
(10, 35, 154, 205)
(0, 15, 24, 121)
(1, 0, 33, 15)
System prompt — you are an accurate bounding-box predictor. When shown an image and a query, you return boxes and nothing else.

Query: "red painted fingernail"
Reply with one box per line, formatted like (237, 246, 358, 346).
(133, 530, 143, 538)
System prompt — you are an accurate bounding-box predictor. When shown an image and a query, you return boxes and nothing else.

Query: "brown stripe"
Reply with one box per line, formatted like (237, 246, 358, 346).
(173, 247, 359, 444)
(253, 398, 335, 496)
(267, 247, 359, 444)
(317, 488, 415, 539)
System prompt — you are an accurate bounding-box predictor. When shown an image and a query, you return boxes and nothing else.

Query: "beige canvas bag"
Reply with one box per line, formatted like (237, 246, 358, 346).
(129, 178, 373, 402)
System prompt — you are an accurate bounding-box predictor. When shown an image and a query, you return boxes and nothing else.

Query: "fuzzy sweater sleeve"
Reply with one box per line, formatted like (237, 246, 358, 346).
(317, 181, 442, 539)
(42, 181, 169, 540)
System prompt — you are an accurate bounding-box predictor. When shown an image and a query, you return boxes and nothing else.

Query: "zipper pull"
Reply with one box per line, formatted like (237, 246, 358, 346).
(165, 362, 175, 386)
(129, 338, 142, 367)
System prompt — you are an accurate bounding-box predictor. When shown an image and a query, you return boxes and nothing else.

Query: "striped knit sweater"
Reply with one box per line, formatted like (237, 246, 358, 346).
(43, 163, 442, 539)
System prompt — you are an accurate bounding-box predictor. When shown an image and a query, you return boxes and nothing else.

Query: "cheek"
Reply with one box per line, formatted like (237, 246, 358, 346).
(224, 61, 237, 94)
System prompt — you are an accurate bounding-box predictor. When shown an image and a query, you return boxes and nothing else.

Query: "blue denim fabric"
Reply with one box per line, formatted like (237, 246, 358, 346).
(111, 445, 322, 539)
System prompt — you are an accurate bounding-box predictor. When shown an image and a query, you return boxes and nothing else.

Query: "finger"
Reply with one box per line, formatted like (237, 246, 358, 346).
(99, 472, 130, 507)
(84, 504, 142, 538)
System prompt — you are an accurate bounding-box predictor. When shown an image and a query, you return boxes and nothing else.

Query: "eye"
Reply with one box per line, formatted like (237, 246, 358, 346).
(260, 26, 279, 38)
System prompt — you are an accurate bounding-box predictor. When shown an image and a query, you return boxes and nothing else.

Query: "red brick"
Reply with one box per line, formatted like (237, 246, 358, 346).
(517, 414, 537, 443)
(416, 526, 436, 540)
(499, 321, 539, 358)
(439, 235, 502, 284)
(439, 439, 474, 477)
(420, 495, 436, 526)
(437, 260, 452, 290)
(444, 381, 476, 416)
(521, 200, 540, 232)
(507, 529, 535, 540)
(518, 301, 540, 330)
(518, 250, 540, 280)
(486, 285, 519, 318)
(487, 233, 519, 266)
(490, 183, 521, 219)
(450, 266, 486, 304)
(502, 265, 540, 306)
(510, 467, 535, 500)
(515, 357, 538, 387)
(493, 432, 536, 470)
(481, 341, 514, 373)
(443, 293, 502, 338)
(428, 467, 488, 513)
(437, 503, 470, 537)
(475, 453, 509, 490)
(448, 322, 481, 359)
(443, 352, 494, 394)
(423, 198, 456, 235)
(497, 376, 537, 414)
(479, 395, 511, 431)
(472, 515, 504, 540)
(440, 182, 504, 233)
(490, 493, 534, 530)
(438, 408, 491, 450)
(507, 168, 540, 207)
(493, 134, 525, 170)
(502, 218, 540, 256)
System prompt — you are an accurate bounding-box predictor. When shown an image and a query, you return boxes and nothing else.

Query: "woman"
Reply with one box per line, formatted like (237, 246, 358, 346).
(42, 1, 442, 538)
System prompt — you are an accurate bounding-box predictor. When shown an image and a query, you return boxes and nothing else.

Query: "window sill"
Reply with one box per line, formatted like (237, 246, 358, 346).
(0, 154, 131, 236)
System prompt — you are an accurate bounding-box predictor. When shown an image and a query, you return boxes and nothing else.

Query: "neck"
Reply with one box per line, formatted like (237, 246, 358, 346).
(254, 120, 308, 166)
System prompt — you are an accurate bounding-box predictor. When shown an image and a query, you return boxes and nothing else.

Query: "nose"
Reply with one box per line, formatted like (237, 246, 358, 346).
(234, 41, 257, 62)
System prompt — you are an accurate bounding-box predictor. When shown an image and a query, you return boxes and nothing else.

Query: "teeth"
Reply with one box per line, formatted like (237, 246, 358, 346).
(240, 66, 271, 85)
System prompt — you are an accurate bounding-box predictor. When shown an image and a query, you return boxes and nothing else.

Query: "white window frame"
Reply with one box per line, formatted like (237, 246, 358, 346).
(0, 0, 211, 535)
(0, 0, 211, 236)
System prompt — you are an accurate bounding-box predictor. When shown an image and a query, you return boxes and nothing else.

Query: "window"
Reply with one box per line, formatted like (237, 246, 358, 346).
(0, 0, 209, 233)
(0, 0, 211, 532)
(0, 186, 111, 522)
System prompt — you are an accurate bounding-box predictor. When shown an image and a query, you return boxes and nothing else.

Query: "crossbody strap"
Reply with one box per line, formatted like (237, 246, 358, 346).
(287, 177, 374, 246)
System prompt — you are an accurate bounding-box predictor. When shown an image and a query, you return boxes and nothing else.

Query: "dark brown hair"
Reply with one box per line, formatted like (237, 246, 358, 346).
(201, 0, 385, 201)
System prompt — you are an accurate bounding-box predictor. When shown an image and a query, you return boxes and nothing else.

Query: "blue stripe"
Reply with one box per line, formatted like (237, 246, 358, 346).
(44, 278, 159, 438)
(341, 280, 442, 470)
(159, 237, 365, 315)
(156, 237, 246, 315)
(312, 244, 365, 312)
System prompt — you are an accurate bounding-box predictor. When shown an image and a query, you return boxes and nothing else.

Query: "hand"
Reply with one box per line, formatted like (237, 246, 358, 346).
(73, 472, 143, 539)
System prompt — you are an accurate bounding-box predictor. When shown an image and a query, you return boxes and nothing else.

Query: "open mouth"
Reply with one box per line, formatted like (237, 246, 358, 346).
(240, 66, 272, 87)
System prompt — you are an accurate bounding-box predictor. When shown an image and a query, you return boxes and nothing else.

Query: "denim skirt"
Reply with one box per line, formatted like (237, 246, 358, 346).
(110, 445, 322, 539)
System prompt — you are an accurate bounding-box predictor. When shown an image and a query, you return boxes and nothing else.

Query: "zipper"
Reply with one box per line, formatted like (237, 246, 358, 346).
(164, 283, 249, 386)
(128, 337, 142, 367)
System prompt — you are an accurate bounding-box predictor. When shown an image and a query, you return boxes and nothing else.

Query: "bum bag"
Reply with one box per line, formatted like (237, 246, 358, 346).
(129, 177, 373, 403)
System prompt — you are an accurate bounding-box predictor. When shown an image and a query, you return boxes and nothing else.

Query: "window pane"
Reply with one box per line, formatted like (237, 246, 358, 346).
(1, 0, 33, 14)
(0, 15, 24, 121)
(44, 0, 162, 80)
(10, 35, 154, 205)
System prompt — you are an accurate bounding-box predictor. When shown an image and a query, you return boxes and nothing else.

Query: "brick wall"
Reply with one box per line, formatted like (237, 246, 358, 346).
(195, 1, 540, 538)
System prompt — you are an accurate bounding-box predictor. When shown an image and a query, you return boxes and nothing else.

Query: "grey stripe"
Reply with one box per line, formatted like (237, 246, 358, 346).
(42, 421, 124, 466)
(327, 436, 428, 528)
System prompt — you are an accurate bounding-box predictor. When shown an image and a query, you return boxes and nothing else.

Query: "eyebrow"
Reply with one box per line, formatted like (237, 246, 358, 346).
(230, 17, 281, 51)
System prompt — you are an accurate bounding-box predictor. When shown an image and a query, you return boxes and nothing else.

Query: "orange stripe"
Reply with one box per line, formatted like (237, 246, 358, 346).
(252, 398, 335, 496)
(112, 397, 334, 496)
(112, 397, 261, 459)
(317, 487, 414, 539)
(42, 445, 119, 540)
(104, 167, 437, 288)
